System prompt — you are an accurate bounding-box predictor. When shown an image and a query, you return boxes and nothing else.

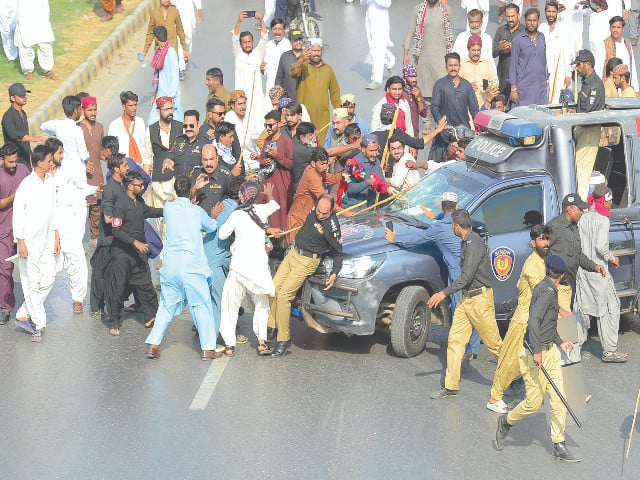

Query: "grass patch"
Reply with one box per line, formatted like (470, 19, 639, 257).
(0, 0, 144, 112)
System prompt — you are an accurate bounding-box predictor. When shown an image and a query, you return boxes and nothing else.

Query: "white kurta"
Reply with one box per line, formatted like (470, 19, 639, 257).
(14, 0, 53, 48)
(559, 0, 584, 54)
(595, 37, 640, 91)
(225, 109, 261, 170)
(13, 171, 57, 328)
(40, 118, 90, 192)
(370, 96, 413, 134)
(452, 31, 493, 62)
(0, 0, 17, 61)
(263, 37, 292, 99)
(589, 0, 624, 53)
(389, 152, 421, 190)
(539, 22, 573, 103)
(107, 115, 151, 166)
(362, 0, 395, 84)
(232, 30, 268, 115)
(460, 0, 490, 32)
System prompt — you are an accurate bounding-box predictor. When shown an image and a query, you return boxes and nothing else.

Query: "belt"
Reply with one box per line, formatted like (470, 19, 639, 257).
(541, 342, 556, 351)
(295, 246, 319, 259)
(462, 286, 491, 298)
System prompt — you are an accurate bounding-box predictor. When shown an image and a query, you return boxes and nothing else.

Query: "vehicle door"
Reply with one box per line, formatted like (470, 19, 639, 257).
(467, 176, 555, 320)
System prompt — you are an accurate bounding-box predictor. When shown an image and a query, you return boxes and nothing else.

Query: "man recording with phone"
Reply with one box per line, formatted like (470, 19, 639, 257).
(232, 9, 268, 111)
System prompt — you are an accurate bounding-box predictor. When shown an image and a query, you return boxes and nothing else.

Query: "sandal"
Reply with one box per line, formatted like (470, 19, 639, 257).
(224, 345, 235, 357)
(602, 352, 628, 363)
(486, 399, 509, 414)
(258, 342, 272, 356)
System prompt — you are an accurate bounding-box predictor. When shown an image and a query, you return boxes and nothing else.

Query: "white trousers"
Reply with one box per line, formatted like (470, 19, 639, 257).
(366, 5, 394, 83)
(0, 12, 17, 61)
(264, 0, 276, 26)
(15, 25, 54, 73)
(219, 270, 270, 346)
(56, 237, 88, 303)
(146, 179, 175, 256)
(17, 245, 56, 329)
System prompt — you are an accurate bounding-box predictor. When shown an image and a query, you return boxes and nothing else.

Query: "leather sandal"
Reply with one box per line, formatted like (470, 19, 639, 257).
(224, 345, 235, 356)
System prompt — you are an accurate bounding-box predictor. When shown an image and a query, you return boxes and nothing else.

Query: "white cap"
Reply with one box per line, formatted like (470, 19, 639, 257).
(441, 191, 458, 203)
(589, 171, 606, 185)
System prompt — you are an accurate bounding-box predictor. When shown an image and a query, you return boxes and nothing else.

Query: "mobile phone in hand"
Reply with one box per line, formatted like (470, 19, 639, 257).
(385, 221, 394, 231)
(482, 79, 489, 91)
(245, 10, 256, 17)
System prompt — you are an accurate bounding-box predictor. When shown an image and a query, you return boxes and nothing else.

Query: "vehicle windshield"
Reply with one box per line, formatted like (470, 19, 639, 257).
(383, 165, 487, 226)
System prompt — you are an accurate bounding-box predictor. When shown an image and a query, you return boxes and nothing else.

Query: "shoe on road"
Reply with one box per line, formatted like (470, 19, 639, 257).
(553, 442, 581, 462)
(202, 350, 223, 360)
(146, 345, 160, 359)
(15, 318, 35, 334)
(0, 312, 9, 325)
(270, 341, 291, 357)
(495, 414, 511, 451)
(430, 388, 458, 399)
(486, 399, 509, 414)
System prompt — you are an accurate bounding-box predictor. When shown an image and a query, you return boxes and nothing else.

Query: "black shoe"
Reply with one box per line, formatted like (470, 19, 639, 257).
(270, 341, 291, 357)
(0, 312, 9, 325)
(267, 327, 277, 341)
(430, 387, 458, 399)
(553, 442, 581, 462)
(495, 414, 511, 451)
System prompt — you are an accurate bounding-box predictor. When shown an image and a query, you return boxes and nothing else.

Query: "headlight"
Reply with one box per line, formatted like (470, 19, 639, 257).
(323, 253, 387, 279)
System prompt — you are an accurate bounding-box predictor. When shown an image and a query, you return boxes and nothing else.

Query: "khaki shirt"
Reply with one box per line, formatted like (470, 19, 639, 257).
(459, 56, 499, 109)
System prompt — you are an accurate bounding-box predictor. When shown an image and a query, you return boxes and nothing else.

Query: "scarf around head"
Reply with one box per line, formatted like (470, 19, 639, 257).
(237, 181, 269, 230)
(412, 1, 453, 59)
(150, 41, 171, 89)
(587, 194, 610, 218)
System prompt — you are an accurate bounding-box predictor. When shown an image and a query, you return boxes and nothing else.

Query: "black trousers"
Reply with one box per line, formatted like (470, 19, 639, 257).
(105, 251, 158, 329)
(89, 245, 110, 313)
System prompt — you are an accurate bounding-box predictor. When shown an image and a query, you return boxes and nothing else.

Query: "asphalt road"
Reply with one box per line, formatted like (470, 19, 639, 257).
(2, 1, 640, 478)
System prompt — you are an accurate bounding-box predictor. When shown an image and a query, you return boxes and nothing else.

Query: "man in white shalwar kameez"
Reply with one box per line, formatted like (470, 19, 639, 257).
(0, 0, 17, 62)
(461, 0, 489, 33)
(13, 145, 59, 342)
(594, 14, 639, 91)
(588, 0, 624, 55)
(232, 10, 268, 117)
(452, 9, 492, 60)
(108, 91, 151, 171)
(362, 0, 395, 90)
(262, 18, 291, 109)
(171, 0, 203, 73)
(44, 137, 98, 314)
(218, 181, 280, 356)
(539, 2, 573, 103)
(575, 186, 628, 362)
(14, 0, 56, 80)
(559, 0, 584, 56)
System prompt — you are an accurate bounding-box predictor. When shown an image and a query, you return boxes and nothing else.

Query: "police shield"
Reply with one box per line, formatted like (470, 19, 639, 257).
(557, 314, 587, 425)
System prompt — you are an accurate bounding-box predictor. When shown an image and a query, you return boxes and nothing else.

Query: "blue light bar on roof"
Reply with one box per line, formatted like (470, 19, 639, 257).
(474, 110, 543, 146)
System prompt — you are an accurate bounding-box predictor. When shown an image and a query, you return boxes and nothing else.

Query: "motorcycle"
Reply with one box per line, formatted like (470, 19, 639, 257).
(285, 0, 323, 39)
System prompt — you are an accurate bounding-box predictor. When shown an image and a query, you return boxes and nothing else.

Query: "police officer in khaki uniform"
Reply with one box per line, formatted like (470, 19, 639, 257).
(487, 224, 572, 413)
(428, 209, 503, 399)
(495, 254, 581, 463)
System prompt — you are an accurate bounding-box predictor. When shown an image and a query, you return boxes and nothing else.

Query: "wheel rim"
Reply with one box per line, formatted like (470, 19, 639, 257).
(409, 302, 427, 344)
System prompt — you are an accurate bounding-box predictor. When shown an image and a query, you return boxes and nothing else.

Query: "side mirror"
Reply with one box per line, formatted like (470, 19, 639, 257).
(472, 220, 487, 237)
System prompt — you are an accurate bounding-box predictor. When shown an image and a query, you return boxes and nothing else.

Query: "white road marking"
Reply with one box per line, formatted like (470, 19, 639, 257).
(189, 356, 229, 410)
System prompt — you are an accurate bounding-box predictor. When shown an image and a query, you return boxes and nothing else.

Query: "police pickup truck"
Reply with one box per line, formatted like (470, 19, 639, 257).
(300, 100, 640, 357)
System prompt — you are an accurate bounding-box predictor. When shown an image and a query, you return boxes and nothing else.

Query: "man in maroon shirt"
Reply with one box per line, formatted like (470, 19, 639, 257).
(0, 143, 30, 324)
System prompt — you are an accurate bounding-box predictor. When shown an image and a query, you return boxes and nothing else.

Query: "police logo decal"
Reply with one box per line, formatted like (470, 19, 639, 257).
(491, 247, 515, 281)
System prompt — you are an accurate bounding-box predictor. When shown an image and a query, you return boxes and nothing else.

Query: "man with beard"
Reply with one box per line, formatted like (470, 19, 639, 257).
(204, 98, 240, 159)
(339, 134, 385, 209)
(78, 95, 105, 245)
(282, 101, 304, 139)
(145, 97, 182, 250)
(362, 0, 395, 91)
(163, 110, 208, 178)
(459, 35, 499, 112)
(403, 0, 454, 131)
(232, 10, 268, 112)
(370, 76, 414, 134)
(275, 29, 304, 101)
(453, 9, 492, 60)
(46, 136, 99, 314)
(613, 64, 636, 96)
(402, 65, 428, 137)
(539, 1, 572, 103)
(509, 8, 549, 107)
(0, 143, 29, 325)
(261, 17, 291, 106)
(430, 53, 478, 162)
(486, 224, 566, 413)
(291, 122, 318, 190)
(492, 3, 524, 98)
(290, 39, 341, 145)
(324, 108, 350, 149)
(226, 90, 259, 171)
(597, 16, 639, 91)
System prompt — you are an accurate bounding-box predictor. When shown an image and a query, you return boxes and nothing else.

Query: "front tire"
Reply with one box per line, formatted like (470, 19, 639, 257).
(390, 286, 431, 358)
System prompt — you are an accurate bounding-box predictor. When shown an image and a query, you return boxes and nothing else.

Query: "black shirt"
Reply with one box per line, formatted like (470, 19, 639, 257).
(2, 105, 32, 170)
(492, 22, 525, 90)
(577, 71, 605, 113)
(111, 194, 163, 258)
(526, 276, 563, 354)
(292, 138, 315, 191)
(443, 230, 493, 295)
(193, 164, 232, 215)
(98, 177, 126, 246)
(548, 213, 597, 283)
(295, 209, 343, 275)
(170, 133, 209, 178)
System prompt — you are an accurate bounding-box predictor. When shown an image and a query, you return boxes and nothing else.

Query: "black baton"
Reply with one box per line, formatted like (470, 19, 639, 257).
(524, 340, 582, 428)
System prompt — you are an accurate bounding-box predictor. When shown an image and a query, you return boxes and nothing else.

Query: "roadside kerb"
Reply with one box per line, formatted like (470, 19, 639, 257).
(29, 0, 158, 136)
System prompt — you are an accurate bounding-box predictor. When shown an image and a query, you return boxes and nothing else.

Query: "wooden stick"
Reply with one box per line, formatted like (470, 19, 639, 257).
(318, 121, 331, 134)
(627, 386, 640, 459)
(238, 70, 257, 166)
(268, 200, 367, 238)
(355, 181, 420, 216)
(375, 108, 400, 206)
(550, 53, 561, 104)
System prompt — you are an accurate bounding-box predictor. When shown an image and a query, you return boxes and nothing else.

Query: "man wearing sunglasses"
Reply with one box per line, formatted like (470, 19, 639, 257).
(163, 109, 208, 178)
(204, 98, 241, 160)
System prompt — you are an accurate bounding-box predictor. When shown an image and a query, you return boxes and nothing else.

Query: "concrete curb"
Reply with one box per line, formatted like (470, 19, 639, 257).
(29, 0, 158, 136)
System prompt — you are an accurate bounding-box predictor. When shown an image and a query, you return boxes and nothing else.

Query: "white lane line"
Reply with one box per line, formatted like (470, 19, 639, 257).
(189, 356, 229, 410)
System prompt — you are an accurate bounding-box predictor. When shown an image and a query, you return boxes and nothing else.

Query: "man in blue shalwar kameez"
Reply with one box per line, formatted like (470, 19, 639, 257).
(145, 175, 224, 360)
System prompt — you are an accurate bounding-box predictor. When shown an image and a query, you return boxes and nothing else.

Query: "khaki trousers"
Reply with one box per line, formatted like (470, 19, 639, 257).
(268, 248, 320, 342)
(490, 318, 526, 401)
(574, 125, 601, 201)
(444, 288, 502, 391)
(507, 345, 568, 443)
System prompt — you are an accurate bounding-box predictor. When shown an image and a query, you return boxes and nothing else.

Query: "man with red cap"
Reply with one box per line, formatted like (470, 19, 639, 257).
(459, 34, 499, 110)
(79, 95, 105, 245)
